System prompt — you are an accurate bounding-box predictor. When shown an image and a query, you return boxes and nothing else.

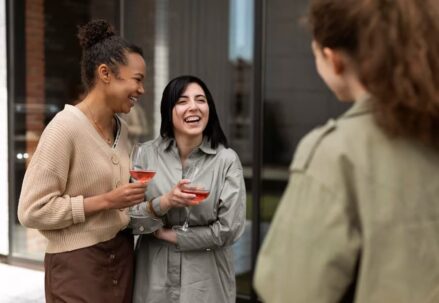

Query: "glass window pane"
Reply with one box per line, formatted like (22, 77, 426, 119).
(11, 0, 119, 260)
(124, 0, 255, 296)
(261, 0, 349, 238)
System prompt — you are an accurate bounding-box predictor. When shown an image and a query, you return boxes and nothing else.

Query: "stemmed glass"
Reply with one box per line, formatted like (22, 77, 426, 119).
(129, 143, 163, 232)
(173, 169, 213, 232)
(129, 143, 156, 183)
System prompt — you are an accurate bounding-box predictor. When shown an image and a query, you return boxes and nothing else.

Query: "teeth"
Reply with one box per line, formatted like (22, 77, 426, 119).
(129, 96, 138, 103)
(184, 116, 200, 122)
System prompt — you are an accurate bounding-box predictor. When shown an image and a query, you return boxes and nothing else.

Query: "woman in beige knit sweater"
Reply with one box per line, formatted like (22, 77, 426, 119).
(18, 20, 147, 303)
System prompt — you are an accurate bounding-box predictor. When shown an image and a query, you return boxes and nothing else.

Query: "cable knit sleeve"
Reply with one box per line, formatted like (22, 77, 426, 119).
(17, 118, 86, 230)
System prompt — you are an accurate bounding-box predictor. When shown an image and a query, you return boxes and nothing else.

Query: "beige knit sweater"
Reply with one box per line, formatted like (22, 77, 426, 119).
(18, 105, 131, 253)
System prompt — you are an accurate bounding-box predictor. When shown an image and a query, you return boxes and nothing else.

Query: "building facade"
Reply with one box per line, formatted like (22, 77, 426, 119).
(2, 0, 348, 301)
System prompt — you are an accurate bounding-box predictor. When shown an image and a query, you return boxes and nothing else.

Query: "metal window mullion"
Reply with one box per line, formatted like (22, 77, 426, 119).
(250, 0, 266, 302)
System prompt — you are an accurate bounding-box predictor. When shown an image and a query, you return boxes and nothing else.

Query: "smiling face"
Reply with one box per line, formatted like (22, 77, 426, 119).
(172, 82, 210, 141)
(107, 52, 146, 113)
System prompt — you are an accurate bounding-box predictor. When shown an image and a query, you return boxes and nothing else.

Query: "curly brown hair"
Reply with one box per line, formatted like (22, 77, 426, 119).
(309, 0, 439, 149)
(77, 19, 143, 91)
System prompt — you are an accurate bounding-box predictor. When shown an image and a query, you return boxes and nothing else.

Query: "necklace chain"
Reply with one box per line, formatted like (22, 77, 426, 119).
(85, 103, 113, 145)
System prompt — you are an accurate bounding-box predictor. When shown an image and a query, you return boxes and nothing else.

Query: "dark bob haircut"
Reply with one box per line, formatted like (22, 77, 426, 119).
(160, 75, 228, 149)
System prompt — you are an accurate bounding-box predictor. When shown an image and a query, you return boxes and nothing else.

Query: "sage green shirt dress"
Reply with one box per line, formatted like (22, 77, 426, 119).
(130, 137, 246, 303)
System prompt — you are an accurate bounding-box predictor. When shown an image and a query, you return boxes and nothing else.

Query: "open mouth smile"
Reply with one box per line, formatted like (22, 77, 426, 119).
(184, 115, 201, 124)
(129, 96, 139, 105)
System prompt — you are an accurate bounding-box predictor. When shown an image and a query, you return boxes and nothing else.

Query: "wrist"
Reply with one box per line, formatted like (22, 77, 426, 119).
(100, 192, 112, 210)
(83, 193, 110, 216)
(159, 228, 177, 244)
(147, 200, 159, 217)
(160, 195, 171, 212)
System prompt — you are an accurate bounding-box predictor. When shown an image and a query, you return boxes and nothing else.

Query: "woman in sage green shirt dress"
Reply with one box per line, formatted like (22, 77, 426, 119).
(130, 75, 246, 303)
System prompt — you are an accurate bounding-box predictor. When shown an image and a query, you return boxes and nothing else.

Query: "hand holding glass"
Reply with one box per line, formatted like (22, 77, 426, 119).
(173, 170, 213, 232)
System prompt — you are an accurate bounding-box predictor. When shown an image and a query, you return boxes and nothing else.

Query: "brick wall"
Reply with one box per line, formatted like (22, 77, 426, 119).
(25, 0, 45, 155)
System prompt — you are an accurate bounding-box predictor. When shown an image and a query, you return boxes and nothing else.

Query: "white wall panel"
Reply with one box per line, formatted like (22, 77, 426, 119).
(0, 0, 9, 255)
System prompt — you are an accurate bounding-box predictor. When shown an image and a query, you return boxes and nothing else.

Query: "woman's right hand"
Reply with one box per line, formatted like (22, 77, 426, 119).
(84, 182, 148, 215)
(160, 179, 196, 212)
(104, 182, 148, 209)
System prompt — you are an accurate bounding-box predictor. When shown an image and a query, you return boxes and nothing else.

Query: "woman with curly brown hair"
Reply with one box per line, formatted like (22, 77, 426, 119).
(254, 0, 439, 302)
(18, 20, 147, 302)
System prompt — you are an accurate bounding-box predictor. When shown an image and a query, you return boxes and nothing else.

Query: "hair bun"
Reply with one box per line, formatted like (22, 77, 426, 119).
(77, 19, 116, 49)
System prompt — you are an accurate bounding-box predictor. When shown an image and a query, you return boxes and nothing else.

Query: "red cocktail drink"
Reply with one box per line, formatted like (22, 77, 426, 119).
(130, 170, 156, 183)
(182, 186, 210, 204)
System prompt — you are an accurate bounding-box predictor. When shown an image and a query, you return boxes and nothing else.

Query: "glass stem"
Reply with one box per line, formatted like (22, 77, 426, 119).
(182, 206, 193, 231)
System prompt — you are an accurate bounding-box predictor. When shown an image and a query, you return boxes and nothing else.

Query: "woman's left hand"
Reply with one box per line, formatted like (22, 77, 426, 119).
(154, 227, 177, 244)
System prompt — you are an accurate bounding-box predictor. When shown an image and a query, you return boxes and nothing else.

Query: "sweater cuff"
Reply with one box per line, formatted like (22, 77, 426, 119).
(71, 195, 85, 224)
(152, 196, 168, 217)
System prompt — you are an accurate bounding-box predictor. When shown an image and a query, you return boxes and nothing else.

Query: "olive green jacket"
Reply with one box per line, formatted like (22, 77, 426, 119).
(254, 97, 439, 303)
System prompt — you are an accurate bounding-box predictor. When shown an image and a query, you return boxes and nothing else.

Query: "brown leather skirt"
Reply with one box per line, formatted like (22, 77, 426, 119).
(44, 230, 134, 303)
